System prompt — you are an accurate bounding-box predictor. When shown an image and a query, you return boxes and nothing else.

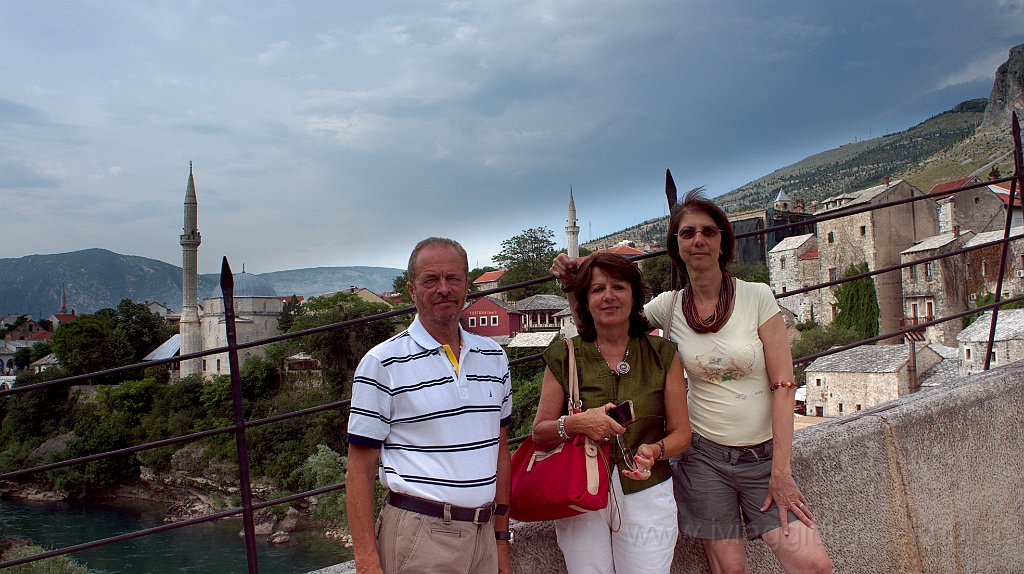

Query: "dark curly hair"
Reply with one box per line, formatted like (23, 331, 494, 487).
(571, 252, 652, 342)
(666, 187, 735, 285)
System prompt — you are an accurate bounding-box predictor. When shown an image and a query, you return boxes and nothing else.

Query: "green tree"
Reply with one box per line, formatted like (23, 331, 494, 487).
(113, 299, 176, 362)
(642, 254, 673, 298)
(294, 444, 348, 524)
(791, 323, 860, 384)
(494, 227, 559, 300)
(831, 262, 880, 340)
(277, 295, 303, 331)
(29, 342, 52, 362)
(289, 291, 395, 385)
(391, 271, 412, 304)
(13, 347, 32, 370)
(728, 262, 770, 285)
(51, 315, 132, 377)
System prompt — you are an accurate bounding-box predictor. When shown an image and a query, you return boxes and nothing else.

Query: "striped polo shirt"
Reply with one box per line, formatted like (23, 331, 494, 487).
(347, 315, 512, 508)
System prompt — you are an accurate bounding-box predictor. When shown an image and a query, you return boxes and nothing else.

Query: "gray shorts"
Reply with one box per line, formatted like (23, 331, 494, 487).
(671, 433, 798, 540)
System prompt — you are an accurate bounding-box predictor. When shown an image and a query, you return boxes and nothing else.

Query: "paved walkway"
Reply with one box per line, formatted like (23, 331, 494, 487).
(307, 561, 355, 574)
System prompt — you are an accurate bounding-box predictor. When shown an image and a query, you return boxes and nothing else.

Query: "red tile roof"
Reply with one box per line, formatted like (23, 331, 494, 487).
(929, 176, 979, 198)
(990, 183, 1022, 207)
(28, 331, 52, 341)
(473, 269, 506, 284)
(596, 245, 646, 256)
(798, 246, 819, 260)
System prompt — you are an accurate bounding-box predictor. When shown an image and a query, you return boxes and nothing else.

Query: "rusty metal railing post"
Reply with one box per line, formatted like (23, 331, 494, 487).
(221, 257, 260, 573)
(984, 112, 1022, 370)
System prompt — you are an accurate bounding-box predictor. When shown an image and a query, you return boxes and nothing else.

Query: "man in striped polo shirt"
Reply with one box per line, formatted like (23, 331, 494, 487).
(346, 237, 513, 574)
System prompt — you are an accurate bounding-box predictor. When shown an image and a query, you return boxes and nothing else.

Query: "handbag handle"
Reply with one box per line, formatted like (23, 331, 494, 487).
(663, 289, 680, 339)
(563, 336, 583, 415)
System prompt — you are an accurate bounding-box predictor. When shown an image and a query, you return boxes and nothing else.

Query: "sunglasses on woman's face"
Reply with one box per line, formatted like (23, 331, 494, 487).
(676, 226, 721, 240)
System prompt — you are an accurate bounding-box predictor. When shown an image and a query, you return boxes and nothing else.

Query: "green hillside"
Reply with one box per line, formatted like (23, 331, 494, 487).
(0, 249, 402, 318)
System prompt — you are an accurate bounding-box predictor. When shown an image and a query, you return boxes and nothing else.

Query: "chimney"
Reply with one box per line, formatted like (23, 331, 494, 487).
(953, 225, 960, 238)
(884, 176, 890, 186)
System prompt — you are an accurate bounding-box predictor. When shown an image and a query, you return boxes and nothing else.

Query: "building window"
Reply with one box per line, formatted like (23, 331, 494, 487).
(827, 232, 835, 243)
(838, 404, 844, 414)
(982, 261, 988, 277)
(966, 263, 972, 280)
(910, 265, 917, 279)
(829, 268, 838, 282)
(925, 262, 932, 277)
(468, 317, 476, 327)
(912, 303, 918, 318)
(203, 360, 207, 370)
(965, 348, 972, 360)
(926, 301, 933, 317)
(816, 378, 822, 387)
(860, 226, 866, 236)
(975, 197, 980, 204)
(815, 406, 824, 417)
(216, 359, 221, 372)
(780, 256, 786, 269)
(856, 404, 862, 411)
(991, 352, 997, 364)
(490, 315, 499, 326)
(781, 286, 787, 293)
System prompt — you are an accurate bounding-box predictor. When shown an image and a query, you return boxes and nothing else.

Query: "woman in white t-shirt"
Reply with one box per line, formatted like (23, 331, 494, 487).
(551, 188, 832, 574)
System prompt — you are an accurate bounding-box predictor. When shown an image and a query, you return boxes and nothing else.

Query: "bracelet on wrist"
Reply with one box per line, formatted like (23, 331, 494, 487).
(557, 415, 571, 441)
(770, 381, 797, 392)
(655, 439, 666, 461)
(495, 531, 512, 541)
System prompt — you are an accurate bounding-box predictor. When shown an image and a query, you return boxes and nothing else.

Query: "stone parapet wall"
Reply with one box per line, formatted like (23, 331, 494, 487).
(509, 361, 1024, 573)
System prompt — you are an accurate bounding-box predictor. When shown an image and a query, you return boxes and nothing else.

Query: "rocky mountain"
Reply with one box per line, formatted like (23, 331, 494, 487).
(0, 248, 403, 319)
(982, 44, 1024, 128)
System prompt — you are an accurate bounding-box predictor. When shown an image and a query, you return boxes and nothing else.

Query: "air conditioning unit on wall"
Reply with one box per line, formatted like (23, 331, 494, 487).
(1016, 270, 1024, 278)
(969, 293, 978, 301)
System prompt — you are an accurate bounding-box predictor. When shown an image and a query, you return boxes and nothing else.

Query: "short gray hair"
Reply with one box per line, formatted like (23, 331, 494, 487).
(407, 237, 469, 281)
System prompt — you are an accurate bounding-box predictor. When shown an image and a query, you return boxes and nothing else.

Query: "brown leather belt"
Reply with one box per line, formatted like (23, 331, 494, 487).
(386, 491, 494, 524)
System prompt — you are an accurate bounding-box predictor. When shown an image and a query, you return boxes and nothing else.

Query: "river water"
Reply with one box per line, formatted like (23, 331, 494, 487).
(0, 497, 352, 573)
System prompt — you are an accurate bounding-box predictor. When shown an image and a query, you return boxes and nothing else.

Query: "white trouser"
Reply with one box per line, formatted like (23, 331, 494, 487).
(554, 468, 678, 574)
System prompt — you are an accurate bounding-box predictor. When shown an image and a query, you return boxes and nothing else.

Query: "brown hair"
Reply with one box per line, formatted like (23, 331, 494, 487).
(666, 187, 735, 284)
(407, 237, 469, 281)
(571, 252, 652, 342)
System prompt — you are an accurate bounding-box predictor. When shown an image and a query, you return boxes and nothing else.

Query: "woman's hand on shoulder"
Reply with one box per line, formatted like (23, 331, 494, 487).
(565, 403, 626, 442)
(550, 254, 580, 291)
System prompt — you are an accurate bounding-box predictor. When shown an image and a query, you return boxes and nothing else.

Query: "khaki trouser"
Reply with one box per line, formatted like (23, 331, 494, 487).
(376, 502, 498, 574)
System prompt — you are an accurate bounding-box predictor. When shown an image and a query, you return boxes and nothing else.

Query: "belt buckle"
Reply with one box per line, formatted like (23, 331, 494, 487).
(473, 507, 490, 525)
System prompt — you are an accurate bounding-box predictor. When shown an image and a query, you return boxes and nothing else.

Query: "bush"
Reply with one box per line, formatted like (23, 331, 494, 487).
(791, 324, 860, 385)
(295, 444, 347, 525)
(508, 371, 544, 444)
(728, 262, 769, 284)
(0, 541, 89, 574)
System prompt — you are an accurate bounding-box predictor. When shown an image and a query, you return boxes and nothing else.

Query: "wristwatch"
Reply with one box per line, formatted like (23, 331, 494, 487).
(495, 531, 513, 542)
(493, 503, 509, 516)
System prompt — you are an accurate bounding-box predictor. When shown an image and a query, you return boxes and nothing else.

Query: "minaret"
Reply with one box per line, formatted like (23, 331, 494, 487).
(566, 188, 580, 259)
(59, 285, 67, 314)
(180, 162, 202, 377)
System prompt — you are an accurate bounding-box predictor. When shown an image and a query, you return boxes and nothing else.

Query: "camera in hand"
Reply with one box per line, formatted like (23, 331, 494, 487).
(607, 400, 635, 426)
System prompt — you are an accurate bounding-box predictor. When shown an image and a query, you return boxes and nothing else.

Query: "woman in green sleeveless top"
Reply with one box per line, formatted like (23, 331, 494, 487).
(533, 252, 691, 574)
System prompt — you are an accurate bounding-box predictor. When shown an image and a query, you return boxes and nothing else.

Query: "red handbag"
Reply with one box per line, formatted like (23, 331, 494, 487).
(510, 337, 611, 522)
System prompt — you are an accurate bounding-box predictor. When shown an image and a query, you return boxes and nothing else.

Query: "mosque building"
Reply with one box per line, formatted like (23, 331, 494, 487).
(178, 165, 284, 381)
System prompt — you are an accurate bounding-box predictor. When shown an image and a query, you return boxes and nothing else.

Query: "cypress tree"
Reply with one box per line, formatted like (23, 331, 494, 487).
(832, 262, 879, 340)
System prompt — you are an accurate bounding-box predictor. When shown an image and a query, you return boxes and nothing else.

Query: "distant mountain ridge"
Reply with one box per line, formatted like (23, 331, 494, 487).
(0, 248, 403, 318)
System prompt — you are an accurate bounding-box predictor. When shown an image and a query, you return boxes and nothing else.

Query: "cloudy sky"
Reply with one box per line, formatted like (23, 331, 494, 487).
(2, 1, 1022, 274)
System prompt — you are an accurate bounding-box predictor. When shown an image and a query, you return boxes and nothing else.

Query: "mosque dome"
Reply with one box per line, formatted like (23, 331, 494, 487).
(208, 272, 279, 299)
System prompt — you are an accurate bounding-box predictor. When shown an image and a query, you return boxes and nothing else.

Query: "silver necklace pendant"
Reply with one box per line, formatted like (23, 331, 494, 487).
(614, 361, 630, 375)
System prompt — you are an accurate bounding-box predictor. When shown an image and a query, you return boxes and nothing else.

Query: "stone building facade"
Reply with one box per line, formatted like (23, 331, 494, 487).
(804, 343, 943, 417)
(816, 179, 939, 340)
(962, 226, 1024, 301)
(768, 233, 820, 322)
(931, 176, 1007, 235)
(955, 309, 1024, 377)
(201, 273, 284, 378)
(728, 191, 816, 266)
(899, 231, 974, 346)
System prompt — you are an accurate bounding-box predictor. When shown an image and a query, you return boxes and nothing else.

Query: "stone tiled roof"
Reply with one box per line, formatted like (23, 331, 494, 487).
(818, 180, 903, 214)
(927, 343, 959, 360)
(956, 310, 1024, 342)
(769, 233, 814, 253)
(507, 331, 560, 348)
(484, 296, 518, 312)
(804, 344, 911, 374)
(901, 232, 962, 254)
(918, 358, 957, 387)
(962, 226, 1024, 248)
(514, 294, 570, 312)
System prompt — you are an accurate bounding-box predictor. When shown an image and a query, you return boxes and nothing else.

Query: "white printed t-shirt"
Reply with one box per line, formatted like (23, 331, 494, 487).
(347, 315, 512, 508)
(644, 279, 780, 447)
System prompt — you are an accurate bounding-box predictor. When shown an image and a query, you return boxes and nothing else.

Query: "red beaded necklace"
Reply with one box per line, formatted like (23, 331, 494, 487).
(681, 272, 734, 333)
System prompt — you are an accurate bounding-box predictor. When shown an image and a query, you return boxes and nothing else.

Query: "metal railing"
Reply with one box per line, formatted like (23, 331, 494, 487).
(0, 113, 1019, 571)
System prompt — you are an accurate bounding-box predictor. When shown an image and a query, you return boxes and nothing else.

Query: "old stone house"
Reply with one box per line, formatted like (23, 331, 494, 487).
(930, 176, 1007, 235)
(955, 309, 1024, 377)
(514, 294, 570, 332)
(472, 269, 507, 301)
(962, 226, 1024, 301)
(816, 179, 939, 340)
(804, 343, 944, 418)
(729, 191, 817, 266)
(768, 233, 821, 323)
(899, 230, 975, 346)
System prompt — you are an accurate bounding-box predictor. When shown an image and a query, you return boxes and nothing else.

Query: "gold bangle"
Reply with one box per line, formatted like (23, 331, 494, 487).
(770, 381, 797, 391)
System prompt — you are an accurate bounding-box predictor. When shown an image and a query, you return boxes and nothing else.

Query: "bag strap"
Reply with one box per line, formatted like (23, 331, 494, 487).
(563, 336, 583, 415)
(663, 289, 680, 339)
